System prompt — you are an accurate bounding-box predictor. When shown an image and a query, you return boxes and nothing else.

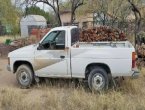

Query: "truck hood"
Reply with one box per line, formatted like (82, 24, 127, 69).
(8, 44, 37, 58)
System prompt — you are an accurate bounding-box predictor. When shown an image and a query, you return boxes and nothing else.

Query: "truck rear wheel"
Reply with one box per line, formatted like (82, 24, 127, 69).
(16, 64, 34, 88)
(88, 67, 109, 92)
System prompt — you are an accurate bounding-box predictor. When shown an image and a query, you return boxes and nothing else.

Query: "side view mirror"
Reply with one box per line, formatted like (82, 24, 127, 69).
(37, 43, 43, 50)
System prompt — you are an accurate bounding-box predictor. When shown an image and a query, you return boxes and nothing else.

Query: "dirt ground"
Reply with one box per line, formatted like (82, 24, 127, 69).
(0, 58, 17, 87)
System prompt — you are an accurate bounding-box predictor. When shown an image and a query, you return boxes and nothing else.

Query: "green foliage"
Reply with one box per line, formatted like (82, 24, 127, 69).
(59, 1, 71, 11)
(26, 6, 51, 23)
(138, 31, 145, 38)
(0, 0, 19, 35)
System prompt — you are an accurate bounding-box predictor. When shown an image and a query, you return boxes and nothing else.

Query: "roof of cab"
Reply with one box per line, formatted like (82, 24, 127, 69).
(51, 26, 77, 31)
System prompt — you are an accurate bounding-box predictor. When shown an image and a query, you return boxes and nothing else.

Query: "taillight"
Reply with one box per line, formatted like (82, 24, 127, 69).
(132, 52, 136, 68)
(8, 57, 10, 65)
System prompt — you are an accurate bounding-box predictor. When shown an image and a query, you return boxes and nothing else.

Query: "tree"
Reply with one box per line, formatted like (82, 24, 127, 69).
(0, 0, 19, 34)
(128, 0, 141, 44)
(25, 6, 51, 23)
(90, 0, 131, 27)
(25, 0, 62, 26)
(70, 0, 84, 24)
(25, 0, 85, 26)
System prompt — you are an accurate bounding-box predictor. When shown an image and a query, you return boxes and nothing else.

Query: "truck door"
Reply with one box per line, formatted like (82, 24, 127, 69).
(34, 30, 70, 77)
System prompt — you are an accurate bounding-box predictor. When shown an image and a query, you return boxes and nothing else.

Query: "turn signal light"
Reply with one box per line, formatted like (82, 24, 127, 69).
(132, 52, 136, 68)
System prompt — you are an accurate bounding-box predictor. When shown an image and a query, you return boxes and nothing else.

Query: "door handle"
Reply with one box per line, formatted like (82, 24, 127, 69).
(60, 55, 65, 59)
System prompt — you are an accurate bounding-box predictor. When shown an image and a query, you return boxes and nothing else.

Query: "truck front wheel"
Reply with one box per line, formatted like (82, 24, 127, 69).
(88, 67, 109, 92)
(16, 64, 34, 88)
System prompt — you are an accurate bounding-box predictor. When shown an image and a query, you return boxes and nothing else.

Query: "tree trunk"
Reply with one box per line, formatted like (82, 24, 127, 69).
(57, 12, 62, 26)
(71, 7, 74, 24)
(56, 0, 62, 26)
(71, 1, 75, 25)
(70, 0, 84, 25)
(128, 0, 141, 45)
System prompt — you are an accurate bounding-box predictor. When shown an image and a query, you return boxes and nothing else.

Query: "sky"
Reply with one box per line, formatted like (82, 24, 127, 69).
(36, 3, 50, 11)
(11, 0, 51, 12)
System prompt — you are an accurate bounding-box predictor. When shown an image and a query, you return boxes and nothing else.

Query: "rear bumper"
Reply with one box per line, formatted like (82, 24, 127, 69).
(7, 65, 11, 72)
(131, 68, 140, 79)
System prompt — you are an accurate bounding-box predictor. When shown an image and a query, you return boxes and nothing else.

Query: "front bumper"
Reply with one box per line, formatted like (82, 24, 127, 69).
(7, 65, 11, 72)
(131, 68, 140, 79)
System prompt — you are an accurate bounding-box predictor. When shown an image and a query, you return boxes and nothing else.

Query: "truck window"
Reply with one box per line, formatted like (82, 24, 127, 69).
(41, 30, 65, 50)
(55, 31, 65, 49)
(71, 28, 79, 46)
(42, 31, 58, 44)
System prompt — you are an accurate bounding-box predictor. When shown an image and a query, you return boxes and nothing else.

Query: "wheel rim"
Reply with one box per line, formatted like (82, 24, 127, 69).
(18, 70, 30, 86)
(92, 73, 105, 90)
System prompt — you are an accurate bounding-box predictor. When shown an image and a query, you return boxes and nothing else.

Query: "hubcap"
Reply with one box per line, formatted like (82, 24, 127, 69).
(19, 71, 29, 85)
(92, 73, 105, 90)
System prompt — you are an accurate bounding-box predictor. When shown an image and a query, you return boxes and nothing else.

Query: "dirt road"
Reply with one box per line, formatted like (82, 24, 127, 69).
(0, 58, 17, 87)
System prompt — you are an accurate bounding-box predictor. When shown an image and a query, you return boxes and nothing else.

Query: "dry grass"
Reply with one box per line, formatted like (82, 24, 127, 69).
(0, 69, 145, 110)
(0, 35, 144, 110)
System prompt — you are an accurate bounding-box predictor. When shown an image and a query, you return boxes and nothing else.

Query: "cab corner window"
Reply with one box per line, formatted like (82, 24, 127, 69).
(71, 28, 79, 46)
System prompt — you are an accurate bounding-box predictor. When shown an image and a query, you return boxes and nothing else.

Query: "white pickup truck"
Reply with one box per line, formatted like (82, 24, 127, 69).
(7, 26, 139, 92)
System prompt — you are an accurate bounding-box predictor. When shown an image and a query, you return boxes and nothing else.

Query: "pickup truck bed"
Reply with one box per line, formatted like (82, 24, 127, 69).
(78, 41, 133, 48)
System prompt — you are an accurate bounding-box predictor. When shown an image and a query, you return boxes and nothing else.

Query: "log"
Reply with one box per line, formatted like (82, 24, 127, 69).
(79, 26, 127, 42)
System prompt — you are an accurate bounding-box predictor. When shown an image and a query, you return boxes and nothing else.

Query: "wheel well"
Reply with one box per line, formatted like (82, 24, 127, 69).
(13, 61, 34, 73)
(85, 63, 111, 79)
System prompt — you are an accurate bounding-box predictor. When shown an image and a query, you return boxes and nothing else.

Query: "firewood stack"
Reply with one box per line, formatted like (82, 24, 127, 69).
(79, 26, 127, 42)
(137, 44, 145, 57)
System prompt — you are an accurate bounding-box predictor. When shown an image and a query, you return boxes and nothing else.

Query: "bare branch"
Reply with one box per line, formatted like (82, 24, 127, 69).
(32, 0, 55, 11)
(74, 0, 84, 11)
(71, 0, 84, 23)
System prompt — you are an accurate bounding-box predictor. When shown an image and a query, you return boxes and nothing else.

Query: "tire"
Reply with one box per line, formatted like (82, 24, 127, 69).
(88, 67, 109, 92)
(16, 64, 34, 88)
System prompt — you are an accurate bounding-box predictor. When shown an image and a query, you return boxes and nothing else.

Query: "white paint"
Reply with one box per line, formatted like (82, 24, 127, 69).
(8, 26, 137, 79)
